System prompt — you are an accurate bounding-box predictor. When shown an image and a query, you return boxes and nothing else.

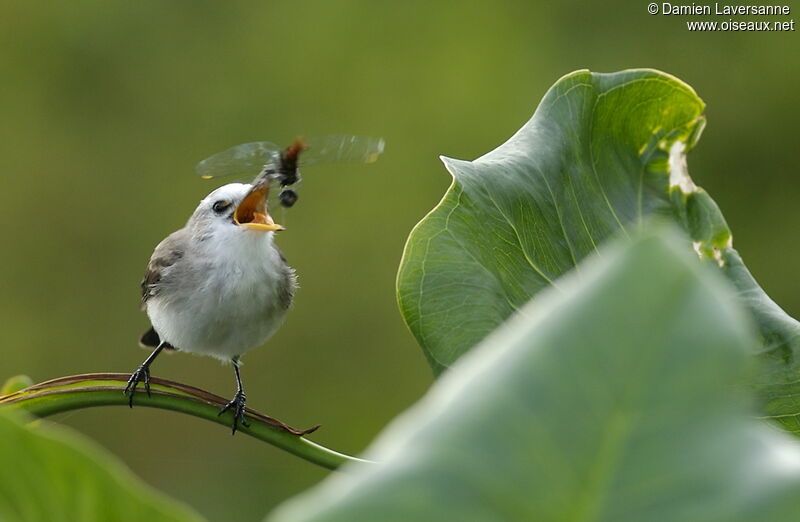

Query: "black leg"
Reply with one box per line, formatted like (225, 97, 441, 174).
(124, 343, 165, 407)
(218, 356, 250, 434)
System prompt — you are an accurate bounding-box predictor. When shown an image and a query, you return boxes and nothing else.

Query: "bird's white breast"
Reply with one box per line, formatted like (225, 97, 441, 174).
(146, 231, 291, 361)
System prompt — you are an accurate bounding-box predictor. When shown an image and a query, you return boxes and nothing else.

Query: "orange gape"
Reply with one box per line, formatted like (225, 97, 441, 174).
(233, 182, 271, 226)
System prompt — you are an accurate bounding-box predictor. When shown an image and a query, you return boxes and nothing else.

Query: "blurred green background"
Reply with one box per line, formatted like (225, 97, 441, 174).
(0, 1, 797, 520)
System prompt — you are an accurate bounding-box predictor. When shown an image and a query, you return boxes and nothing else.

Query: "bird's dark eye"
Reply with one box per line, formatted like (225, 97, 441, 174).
(212, 200, 231, 214)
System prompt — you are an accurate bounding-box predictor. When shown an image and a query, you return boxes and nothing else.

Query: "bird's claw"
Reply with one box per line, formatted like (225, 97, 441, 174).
(218, 390, 250, 434)
(124, 365, 151, 407)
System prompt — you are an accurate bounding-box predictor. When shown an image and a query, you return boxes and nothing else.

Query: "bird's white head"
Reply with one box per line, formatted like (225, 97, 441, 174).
(188, 182, 284, 241)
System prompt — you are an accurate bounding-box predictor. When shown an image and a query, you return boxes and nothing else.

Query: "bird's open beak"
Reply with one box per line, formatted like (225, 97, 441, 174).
(234, 183, 284, 232)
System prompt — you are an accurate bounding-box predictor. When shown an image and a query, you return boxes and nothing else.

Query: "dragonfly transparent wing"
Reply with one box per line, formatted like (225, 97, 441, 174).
(299, 135, 385, 167)
(195, 141, 282, 179)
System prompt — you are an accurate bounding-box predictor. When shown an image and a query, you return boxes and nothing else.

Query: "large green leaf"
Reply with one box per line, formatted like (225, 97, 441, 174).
(275, 228, 800, 521)
(0, 412, 204, 522)
(396, 69, 800, 428)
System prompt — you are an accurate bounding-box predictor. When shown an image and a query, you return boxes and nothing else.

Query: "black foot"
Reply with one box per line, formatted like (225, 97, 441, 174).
(124, 365, 151, 407)
(218, 390, 250, 434)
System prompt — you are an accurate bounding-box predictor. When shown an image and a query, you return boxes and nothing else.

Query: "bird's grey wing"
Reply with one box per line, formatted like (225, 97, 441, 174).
(139, 230, 187, 348)
(274, 245, 297, 310)
(140, 229, 188, 310)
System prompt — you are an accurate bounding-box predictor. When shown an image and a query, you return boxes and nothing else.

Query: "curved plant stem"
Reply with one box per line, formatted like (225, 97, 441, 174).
(0, 373, 371, 470)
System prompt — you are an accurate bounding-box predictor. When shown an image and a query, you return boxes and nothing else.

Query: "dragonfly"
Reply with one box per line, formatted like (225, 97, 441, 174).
(196, 135, 385, 208)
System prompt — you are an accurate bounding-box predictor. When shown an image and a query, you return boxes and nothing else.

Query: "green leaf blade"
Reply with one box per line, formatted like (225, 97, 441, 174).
(277, 227, 800, 521)
(398, 69, 708, 373)
(398, 69, 800, 427)
(0, 412, 205, 522)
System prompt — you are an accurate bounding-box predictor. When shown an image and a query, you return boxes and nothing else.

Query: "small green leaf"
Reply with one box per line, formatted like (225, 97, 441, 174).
(276, 227, 800, 521)
(1, 375, 33, 395)
(396, 69, 800, 428)
(0, 412, 204, 522)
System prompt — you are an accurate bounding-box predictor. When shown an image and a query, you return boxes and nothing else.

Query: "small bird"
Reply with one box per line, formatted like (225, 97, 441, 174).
(125, 179, 296, 433)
